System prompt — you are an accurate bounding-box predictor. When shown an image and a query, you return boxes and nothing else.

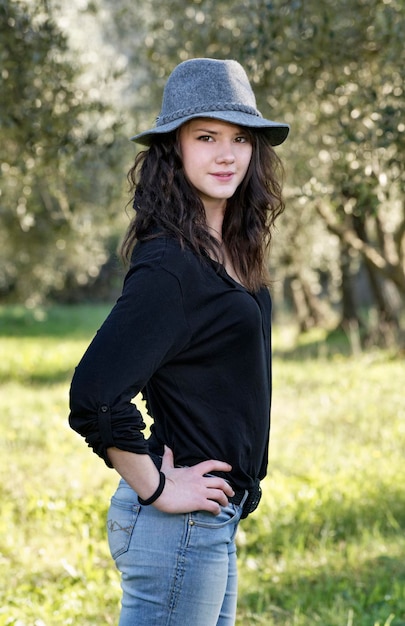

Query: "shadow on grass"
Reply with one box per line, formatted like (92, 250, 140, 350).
(243, 479, 405, 559)
(0, 304, 111, 338)
(4, 368, 80, 386)
(0, 366, 82, 386)
(239, 553, 405, 626)
(273, 328, 353, 361)
(0, 305, 114, 386)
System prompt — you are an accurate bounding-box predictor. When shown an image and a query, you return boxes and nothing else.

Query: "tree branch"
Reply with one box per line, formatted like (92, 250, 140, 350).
(315, 201, 405, 292)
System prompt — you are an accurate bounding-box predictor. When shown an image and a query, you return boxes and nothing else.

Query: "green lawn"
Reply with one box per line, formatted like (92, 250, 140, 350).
(0, 305, 404, 625)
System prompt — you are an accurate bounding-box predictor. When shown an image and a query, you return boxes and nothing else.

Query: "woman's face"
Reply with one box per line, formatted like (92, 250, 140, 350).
(178, 118, 253, 213)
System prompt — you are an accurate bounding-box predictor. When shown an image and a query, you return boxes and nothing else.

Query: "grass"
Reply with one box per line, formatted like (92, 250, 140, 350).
(0, 304, 404, 625)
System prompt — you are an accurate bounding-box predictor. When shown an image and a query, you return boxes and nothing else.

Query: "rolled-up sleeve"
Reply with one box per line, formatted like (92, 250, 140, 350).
(69, 260, 190, 466)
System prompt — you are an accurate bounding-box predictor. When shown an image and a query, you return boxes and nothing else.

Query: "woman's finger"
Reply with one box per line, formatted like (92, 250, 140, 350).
(160, 445, 175, 471)
(193, 458, 233, 476)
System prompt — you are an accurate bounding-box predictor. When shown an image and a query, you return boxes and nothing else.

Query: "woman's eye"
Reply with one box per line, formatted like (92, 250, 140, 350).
(197, 135, 213, 141)
(235, 136, 248, 143)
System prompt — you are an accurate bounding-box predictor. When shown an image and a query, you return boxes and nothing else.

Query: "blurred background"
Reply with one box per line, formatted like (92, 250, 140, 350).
(1, 0, 404, 347)
(1, 2, 405, 624)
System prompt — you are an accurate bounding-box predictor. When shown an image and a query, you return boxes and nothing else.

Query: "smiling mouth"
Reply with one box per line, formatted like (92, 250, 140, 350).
(211, 172, 234, 179)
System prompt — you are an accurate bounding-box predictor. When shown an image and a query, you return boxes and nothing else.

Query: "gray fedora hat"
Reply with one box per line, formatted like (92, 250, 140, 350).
(130, 58, 289, 147)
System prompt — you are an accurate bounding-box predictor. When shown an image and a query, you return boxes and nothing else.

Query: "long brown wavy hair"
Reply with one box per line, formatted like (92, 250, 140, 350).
(121, 126, 285, 292)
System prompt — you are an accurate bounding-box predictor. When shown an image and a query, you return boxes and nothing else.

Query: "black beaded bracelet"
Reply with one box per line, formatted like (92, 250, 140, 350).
(138, 471, 166, 506)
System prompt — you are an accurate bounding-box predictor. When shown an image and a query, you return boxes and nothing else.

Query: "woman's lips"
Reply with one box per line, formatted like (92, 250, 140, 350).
(211, 172, 235, 181)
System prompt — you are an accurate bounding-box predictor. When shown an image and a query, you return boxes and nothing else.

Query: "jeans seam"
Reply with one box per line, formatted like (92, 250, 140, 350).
(166, 514, 192, 622)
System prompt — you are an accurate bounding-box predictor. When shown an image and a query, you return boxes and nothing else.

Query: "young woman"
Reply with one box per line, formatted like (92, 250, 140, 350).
(69, 58, 289, 626)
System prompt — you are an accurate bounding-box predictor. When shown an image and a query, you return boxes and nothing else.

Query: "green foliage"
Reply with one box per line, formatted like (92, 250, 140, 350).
(104, 0, 405, 336)
(2, 0, 404, 336)
(0, 305, 404, 625)
(295, 0, 405, 301)
(0, 0, 126, 303)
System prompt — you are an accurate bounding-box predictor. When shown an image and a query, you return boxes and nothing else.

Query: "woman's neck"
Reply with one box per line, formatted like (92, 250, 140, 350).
(205, 213, 246, 288)
(204, 199, 226, 238)
(207, 224, 223, 244)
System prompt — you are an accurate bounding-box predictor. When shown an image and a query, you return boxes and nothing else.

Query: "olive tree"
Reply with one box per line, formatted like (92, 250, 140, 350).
(0, 0, 125, 303)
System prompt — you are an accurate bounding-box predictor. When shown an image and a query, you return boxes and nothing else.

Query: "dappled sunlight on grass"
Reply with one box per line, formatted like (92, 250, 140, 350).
(1, 306, 404, 625)
(237, 536, 405, 626)
(0, 338, 89, 384)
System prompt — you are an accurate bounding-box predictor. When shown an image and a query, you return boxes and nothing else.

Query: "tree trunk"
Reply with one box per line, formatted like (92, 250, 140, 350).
(340, 243, 360, 325)
(288, 276, 314, 332)
(352, 214, 400, 327)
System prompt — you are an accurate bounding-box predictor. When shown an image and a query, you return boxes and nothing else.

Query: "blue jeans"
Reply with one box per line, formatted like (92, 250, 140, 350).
(107, 479, 245, 626)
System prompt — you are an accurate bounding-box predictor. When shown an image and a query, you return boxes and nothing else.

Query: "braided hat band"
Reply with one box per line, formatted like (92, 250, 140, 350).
(156, 102, 262, 126)
(131, 58, 289, 147)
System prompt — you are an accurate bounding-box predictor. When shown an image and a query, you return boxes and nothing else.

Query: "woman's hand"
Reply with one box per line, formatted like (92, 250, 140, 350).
(155, 446, 234, 515)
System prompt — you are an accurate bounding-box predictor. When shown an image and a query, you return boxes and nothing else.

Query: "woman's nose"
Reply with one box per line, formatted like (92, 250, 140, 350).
(215, 142, 236, 163)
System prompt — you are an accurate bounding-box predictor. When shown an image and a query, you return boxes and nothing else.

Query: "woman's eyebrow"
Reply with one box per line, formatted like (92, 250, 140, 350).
(192, 127, 219, 134)
(191, 127, 244, 135)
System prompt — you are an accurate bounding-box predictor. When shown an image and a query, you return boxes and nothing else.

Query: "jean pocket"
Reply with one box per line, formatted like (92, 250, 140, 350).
(189, 503, 241, 529)
(107, 495, 140, 559)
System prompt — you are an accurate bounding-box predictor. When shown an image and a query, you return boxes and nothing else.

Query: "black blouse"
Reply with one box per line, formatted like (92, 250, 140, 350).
(69, 236, 272, 492)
